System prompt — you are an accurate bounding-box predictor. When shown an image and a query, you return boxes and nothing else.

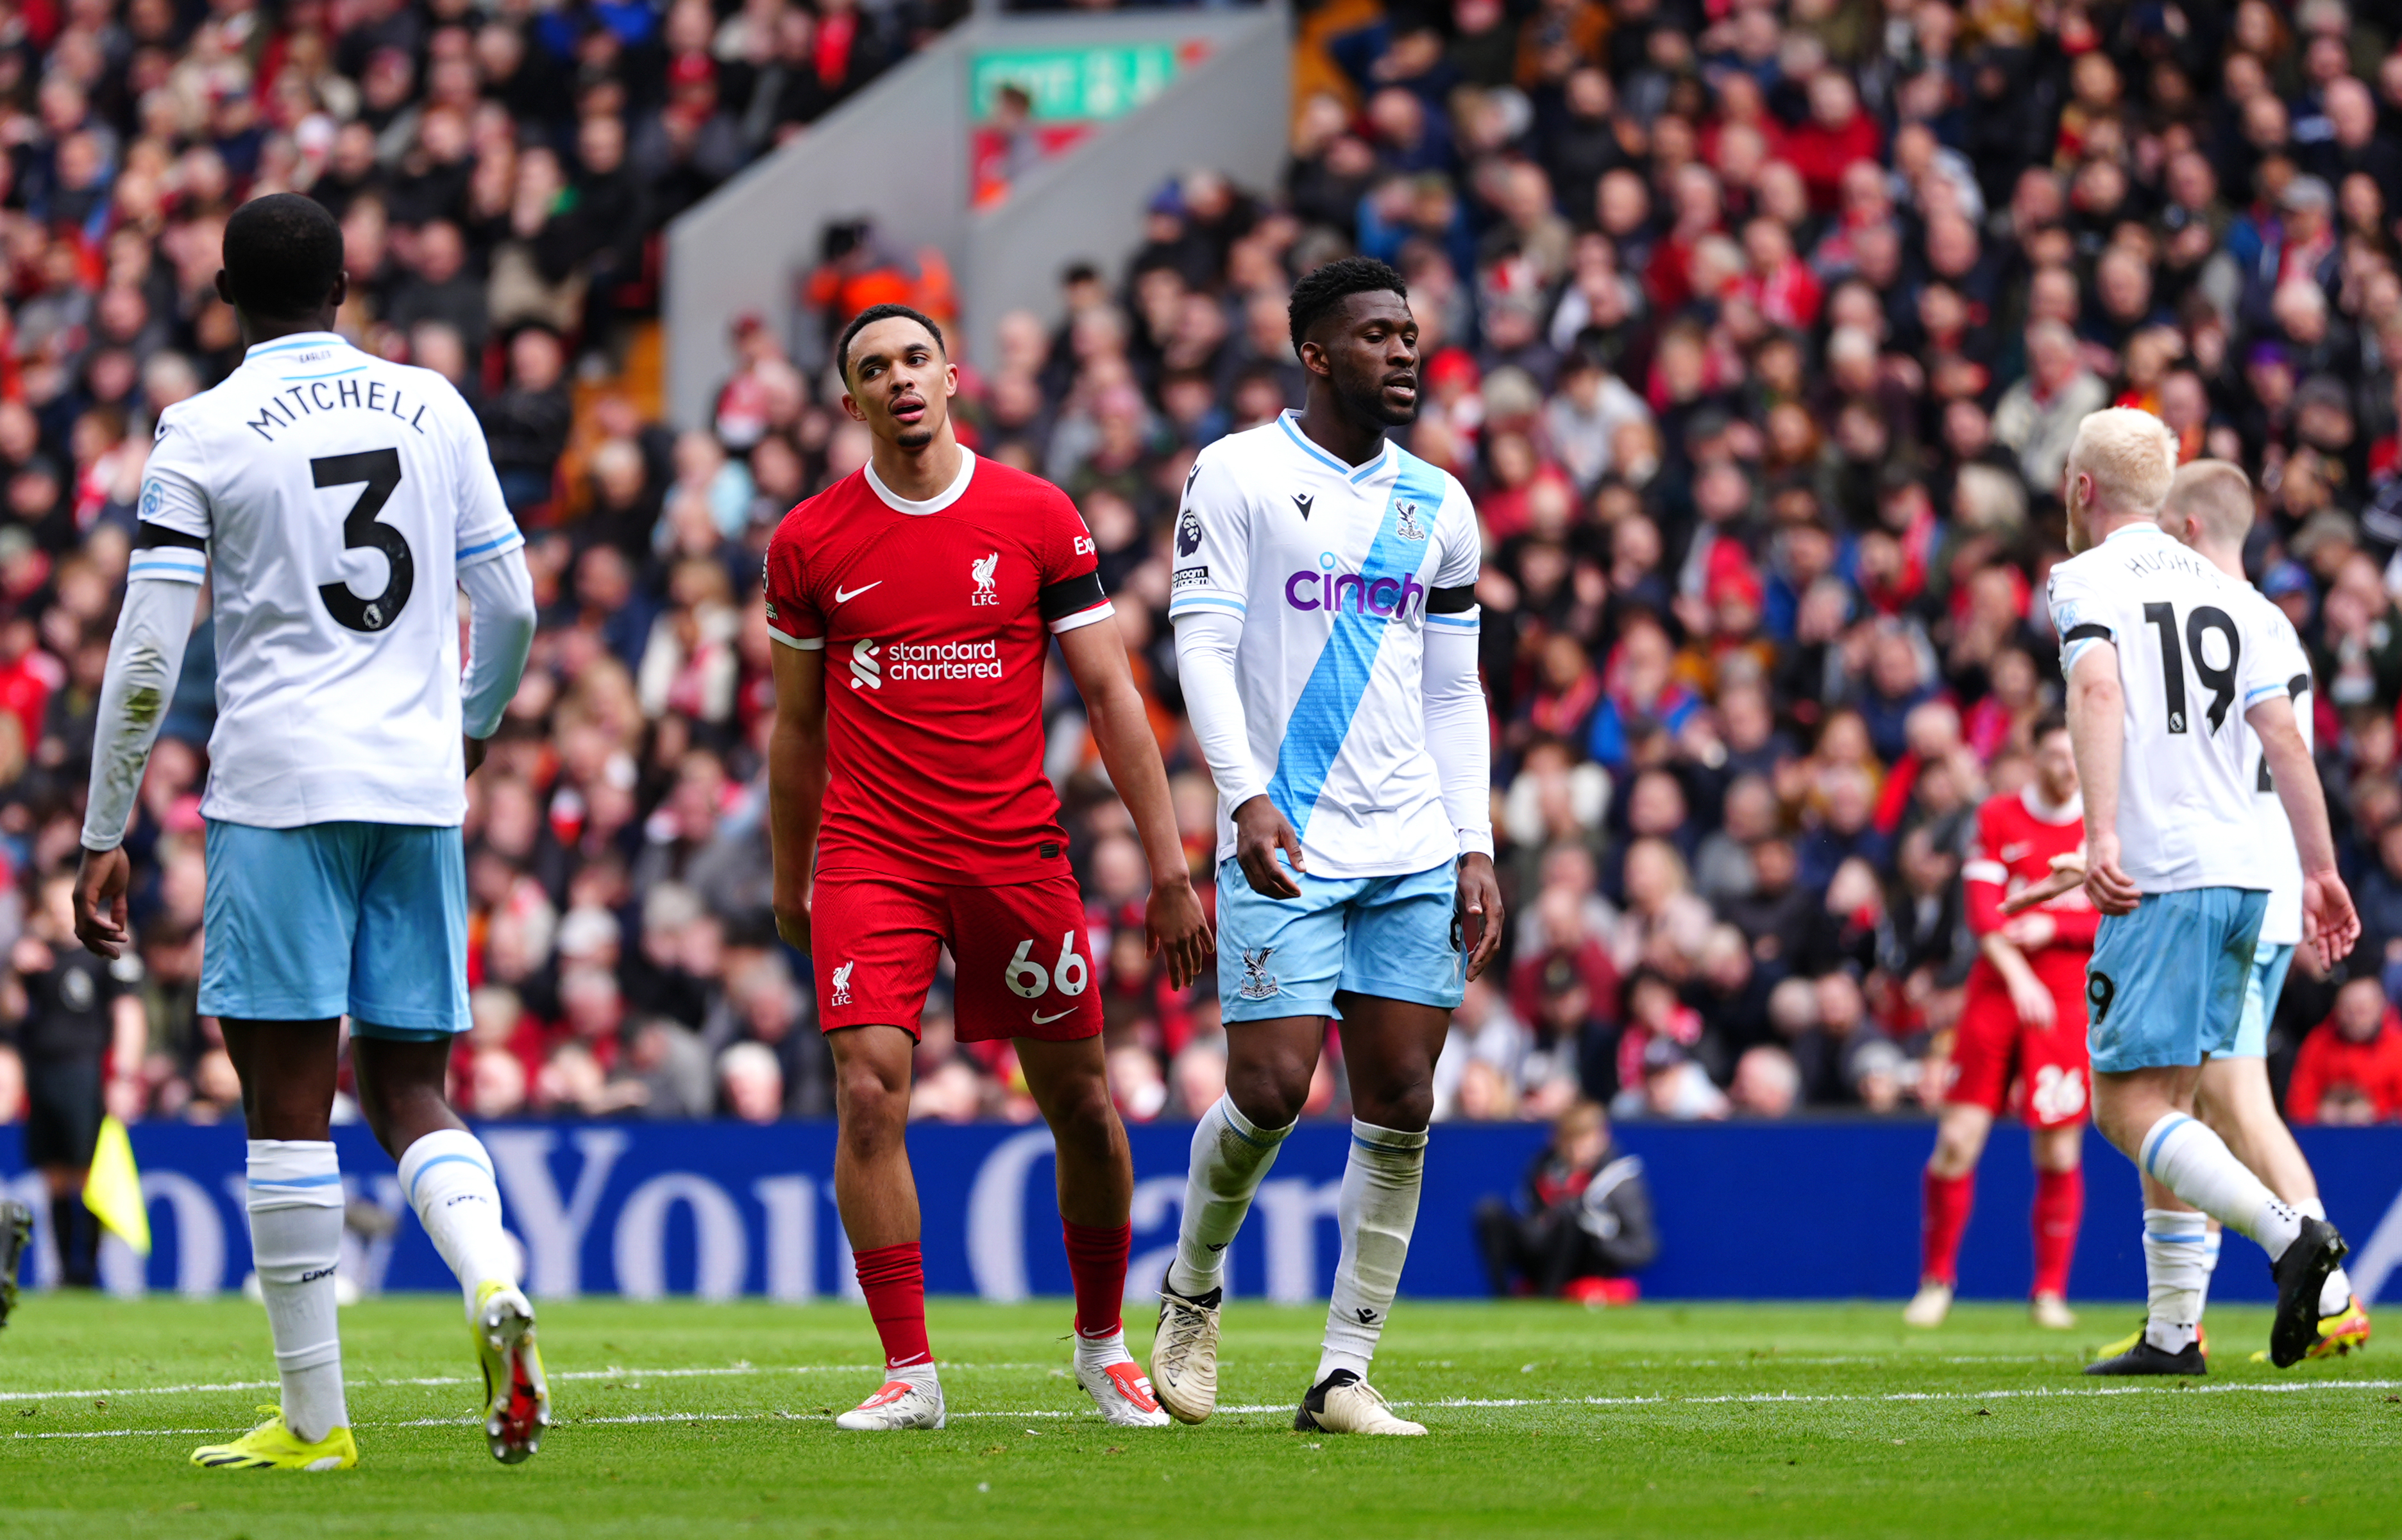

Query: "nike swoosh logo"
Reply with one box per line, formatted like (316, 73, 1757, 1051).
(1031, 1007, 1075, 1024)
(833, 581, 882, 604)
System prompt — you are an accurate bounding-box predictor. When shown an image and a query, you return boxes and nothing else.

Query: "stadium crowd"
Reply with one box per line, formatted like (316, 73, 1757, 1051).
(5, 0, 2402, 1132)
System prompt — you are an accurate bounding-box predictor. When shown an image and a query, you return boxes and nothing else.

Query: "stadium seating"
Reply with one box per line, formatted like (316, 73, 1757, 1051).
(0, 0, 2399, 1142)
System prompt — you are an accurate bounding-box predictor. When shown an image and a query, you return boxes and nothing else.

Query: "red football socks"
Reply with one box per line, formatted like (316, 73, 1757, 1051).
(1062, 1221, 1131, 1339)
(1921, 1168, 1975, 1287)
(2031, 1167, 2084, 1299)
(854, 1242, 932, 1370)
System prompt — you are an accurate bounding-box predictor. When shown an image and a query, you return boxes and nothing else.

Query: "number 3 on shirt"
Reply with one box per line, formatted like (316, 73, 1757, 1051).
(1005, 933, 1090, 999)
(312, 450, 413, 634)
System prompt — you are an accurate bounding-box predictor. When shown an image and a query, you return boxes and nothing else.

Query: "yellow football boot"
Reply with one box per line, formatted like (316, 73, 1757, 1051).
(190, 1407, 358, 1471)
(473, 1280, 552, 1464)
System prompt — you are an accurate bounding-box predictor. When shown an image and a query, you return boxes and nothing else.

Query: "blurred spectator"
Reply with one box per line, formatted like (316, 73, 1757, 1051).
(1474, 1101, 1656, 1300)
(719, 1040, 783, 1124)
(1727, 1045, 1800, 1119)
(482, 328, 573, 516)
(2288, 977, 2402, 1124)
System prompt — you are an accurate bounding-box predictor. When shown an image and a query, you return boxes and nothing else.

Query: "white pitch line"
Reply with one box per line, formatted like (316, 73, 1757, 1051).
(15, 1376, 2402, 1442)
(9, 1427, 228, 1441)
(0, 1362, 1063, 1404)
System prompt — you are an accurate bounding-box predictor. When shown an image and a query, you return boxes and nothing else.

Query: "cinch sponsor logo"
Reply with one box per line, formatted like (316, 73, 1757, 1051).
(1284, 552, 1426, 618)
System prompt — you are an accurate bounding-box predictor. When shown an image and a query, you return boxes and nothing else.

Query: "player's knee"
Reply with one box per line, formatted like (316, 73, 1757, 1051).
(1224, 1062, 1308, 1130)
(834, 1066, 908, 1141)
(1049, 1076, 1118, 1151)
(1358, 1080, 1434, 1133)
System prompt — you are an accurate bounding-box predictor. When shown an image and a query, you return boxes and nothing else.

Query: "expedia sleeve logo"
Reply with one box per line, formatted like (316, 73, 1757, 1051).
(1176, 508, 1203, 557)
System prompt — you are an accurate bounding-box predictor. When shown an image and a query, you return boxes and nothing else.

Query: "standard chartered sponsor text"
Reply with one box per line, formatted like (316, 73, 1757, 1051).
(885, 638, 1004, 681)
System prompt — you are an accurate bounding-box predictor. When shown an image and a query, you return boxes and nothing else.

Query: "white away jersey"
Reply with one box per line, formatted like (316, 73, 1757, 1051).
(2231, 586, 2314, 945)
(137, 330, 523, 829)
(1168, 412, 1480, 877)
(2047, 523, 2292, 892)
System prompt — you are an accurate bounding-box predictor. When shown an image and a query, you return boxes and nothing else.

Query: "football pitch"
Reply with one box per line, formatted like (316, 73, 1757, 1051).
(3, 1296, 2399, 1538)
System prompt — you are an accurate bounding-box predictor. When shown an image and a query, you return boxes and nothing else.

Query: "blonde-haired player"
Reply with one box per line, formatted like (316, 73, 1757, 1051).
(2047, 410, 2360, 1375)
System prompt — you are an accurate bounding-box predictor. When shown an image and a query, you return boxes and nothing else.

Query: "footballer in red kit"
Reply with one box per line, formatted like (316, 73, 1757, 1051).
(764, 302, 1212, 1435)
(762, 430, 1117, 1042)
(1906, 715, 2092, 1330)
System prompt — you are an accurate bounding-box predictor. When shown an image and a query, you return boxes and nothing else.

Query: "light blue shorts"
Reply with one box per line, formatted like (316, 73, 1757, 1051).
(1216, 857, 1463, 1022)
(199, 820, 471, 1038)
(2086, 887, 2267, 1074)
(2221, 942, 2296, 1060)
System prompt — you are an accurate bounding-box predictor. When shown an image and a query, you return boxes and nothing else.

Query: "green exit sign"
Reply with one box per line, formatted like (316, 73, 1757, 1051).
(970, 44, 1190, 122)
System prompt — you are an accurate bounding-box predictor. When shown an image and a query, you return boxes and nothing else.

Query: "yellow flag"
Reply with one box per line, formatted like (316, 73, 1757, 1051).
(81, 1116, 150, 1257)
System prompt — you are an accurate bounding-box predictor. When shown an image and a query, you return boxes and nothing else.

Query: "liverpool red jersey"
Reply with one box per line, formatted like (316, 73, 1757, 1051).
(1961, 786, 2097, 967)
(762, 450, 1113, 883)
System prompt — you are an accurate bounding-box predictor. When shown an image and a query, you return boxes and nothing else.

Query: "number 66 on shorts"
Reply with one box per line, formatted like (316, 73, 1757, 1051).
(1005, 935, 1089, 1001)
(808, 872, 1104, 1044)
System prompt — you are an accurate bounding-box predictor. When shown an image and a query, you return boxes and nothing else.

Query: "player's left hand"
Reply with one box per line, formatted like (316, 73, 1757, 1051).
(1457, 853, 1505, 982)
(2004, 968, 2056, 1029)
(1144, 874, 1213, 990)
(2302, 868, 2362, 969)
(72, 845, 132, 960)
(464, 733, 489, 779)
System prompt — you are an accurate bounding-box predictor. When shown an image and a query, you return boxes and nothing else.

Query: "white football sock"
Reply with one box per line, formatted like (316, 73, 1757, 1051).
(246, 1140, 350, 1444)
(2138, 1114, 2301, 1260)
(397, 1128, 518, 1317)
(1074, 1326, 1132, 1373)
(2296, 1198, 2355, 1312)
(1166, 1095, 1294, 1298)
(1315, 1120, 1428, 1384)
(2194, 1223, 2222, 1319)
(2140, 1209, 2210, 1353)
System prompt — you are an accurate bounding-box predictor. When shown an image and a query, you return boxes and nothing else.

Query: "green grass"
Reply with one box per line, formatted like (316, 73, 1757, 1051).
(2, 1294, 2399, 1537)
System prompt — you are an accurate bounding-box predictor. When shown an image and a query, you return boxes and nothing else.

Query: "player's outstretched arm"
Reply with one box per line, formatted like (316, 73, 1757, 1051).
(2247, 693, 2361, 967)
(74, 575, 203, 959)
(766, 640, 828, 954)
(1056, 616, 1214, 990)
(1998, 851, 2087, 915)
(2064, 643, 2141, 915)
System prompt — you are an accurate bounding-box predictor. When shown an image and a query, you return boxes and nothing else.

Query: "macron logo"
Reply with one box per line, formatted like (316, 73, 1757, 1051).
(850, 638, 882, 690)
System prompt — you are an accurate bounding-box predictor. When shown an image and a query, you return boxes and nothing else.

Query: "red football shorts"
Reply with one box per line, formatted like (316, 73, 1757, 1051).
(1945, 952, 2092, 1129)
(809, 871, 1103, 1043)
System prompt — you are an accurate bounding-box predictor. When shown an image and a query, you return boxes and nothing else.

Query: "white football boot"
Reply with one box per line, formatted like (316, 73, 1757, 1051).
(1149, 1284, 1222, 1425)
(834, 1375, 945, 1430)
(1077, 1355, 1171, 1428)
(1294, 1370, 1426, 1436)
